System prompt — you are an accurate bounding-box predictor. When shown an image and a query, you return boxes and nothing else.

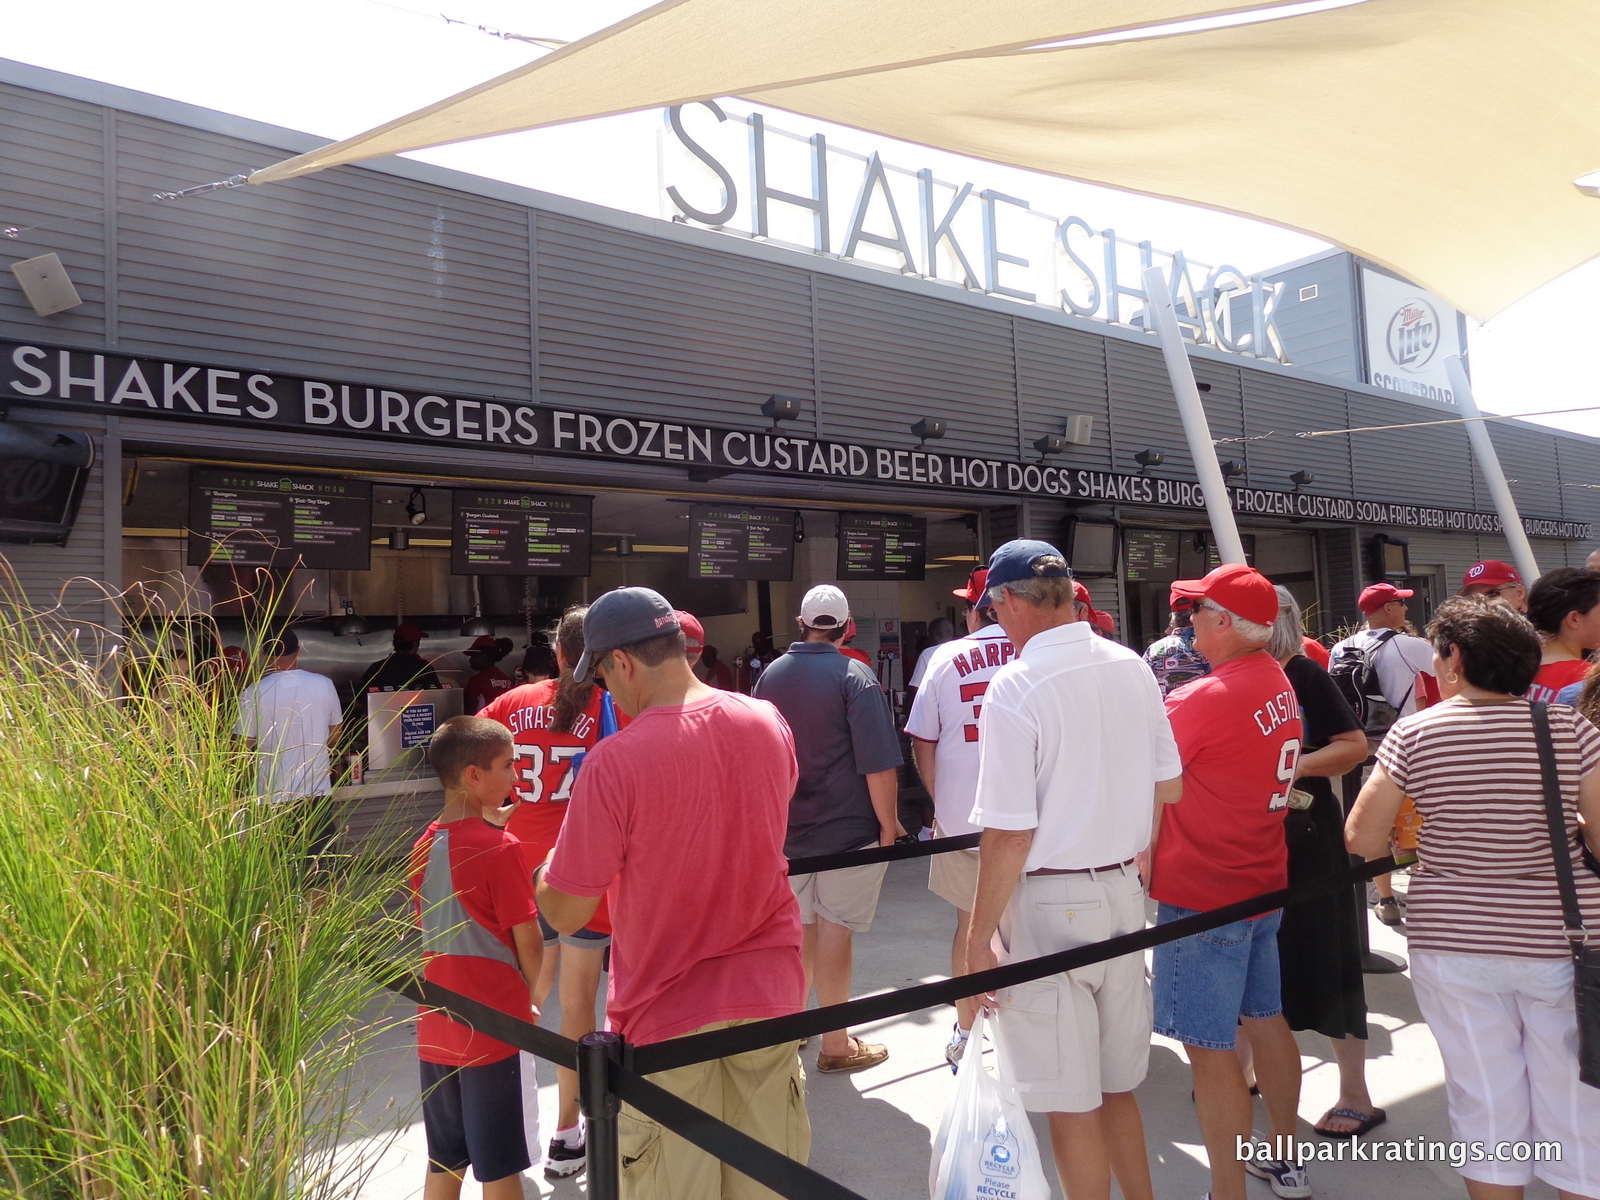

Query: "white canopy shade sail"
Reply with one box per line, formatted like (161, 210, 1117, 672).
(251, 0, 1600, 320)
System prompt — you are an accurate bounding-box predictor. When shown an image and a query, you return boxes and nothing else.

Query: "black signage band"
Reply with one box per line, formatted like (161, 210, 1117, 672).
(6, 341, 1589, 542)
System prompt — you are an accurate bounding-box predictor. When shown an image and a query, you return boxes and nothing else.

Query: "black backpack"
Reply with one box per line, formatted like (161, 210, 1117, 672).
(1329, 629, 1407, 736)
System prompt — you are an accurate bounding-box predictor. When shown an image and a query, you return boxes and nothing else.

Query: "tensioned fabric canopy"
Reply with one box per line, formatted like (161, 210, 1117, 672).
(251, 0, 1600, 320)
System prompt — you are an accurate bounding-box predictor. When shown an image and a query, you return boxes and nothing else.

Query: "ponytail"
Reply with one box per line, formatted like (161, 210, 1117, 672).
(549, 605, 593, 735)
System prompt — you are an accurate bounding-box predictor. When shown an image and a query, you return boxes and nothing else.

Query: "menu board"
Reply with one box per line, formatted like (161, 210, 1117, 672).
(836, 512, 926, 581)
(187, 470, 371, 569)
(1123, 529, 1180, 582)
(689, 504, 796, 581)
(450, 490, 592, 576)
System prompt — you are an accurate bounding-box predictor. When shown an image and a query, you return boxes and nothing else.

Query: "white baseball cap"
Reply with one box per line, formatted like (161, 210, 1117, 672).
(800, 584, 850, 629)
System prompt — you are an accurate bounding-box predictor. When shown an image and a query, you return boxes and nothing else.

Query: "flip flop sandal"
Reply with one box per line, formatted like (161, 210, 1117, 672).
(1314, 1106, 1387, 1139)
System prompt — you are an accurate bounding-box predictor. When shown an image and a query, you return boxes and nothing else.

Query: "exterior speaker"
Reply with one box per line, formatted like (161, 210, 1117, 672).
(1063, 414, 1095, 445)
(9, 253, 83, 316)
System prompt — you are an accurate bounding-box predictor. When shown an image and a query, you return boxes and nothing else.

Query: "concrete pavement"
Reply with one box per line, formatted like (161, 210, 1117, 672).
(343, 860, 1549, 1200)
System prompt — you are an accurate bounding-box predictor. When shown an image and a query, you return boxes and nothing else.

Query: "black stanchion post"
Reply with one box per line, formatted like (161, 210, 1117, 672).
(579, 1031, 623, 1200)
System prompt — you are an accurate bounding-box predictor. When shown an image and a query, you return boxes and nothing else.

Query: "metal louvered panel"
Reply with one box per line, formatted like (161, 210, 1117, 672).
(1106, 337, 1194, 480)
(0, 409, 107, 617)
(113, 115, 533, 397)
(1317, 526, 1361, 628)
(1240, 373, 1354, 496)
(1347, 391, 1474, 508)
(1555, 438, 1600, 543)
(1484, 423, 1563, 520)
(1191, 359, 1244, 463)
(0, 82, 107, 346)
(1262, 252, 1361, 381)
(815, 275, 1018, 457)
(1014, 320, 1112, 471)
(535, 212, 815, 427)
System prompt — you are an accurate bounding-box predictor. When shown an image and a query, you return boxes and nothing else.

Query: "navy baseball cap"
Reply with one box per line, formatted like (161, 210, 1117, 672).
(574, 587, 681, 681)
(985, 539, 1072, 590)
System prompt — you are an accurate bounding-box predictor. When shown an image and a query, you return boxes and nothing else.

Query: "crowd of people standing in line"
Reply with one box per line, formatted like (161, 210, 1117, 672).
(228, 541, 1600, 1200)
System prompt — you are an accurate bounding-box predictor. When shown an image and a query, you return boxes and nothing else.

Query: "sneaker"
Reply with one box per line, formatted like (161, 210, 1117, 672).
(1245, 1157, 1311, 1199)
(944, 1024, 970, 1073)
(1375, 897, 1404, 926)
(544, 1135, 586, 1180)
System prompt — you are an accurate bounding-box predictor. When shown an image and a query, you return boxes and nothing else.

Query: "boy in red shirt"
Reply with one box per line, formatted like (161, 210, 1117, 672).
(409, 716, 543, 1199)
(1149, 565, 1309, 1200)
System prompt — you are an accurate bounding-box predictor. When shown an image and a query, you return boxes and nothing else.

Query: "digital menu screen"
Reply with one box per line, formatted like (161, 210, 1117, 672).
(187, 470, 371, 570)
(689, 504, 796, 581)
(1123, 529, 1180, 582)
(836, 512, 926, 581)
(450, 490, 592, 576)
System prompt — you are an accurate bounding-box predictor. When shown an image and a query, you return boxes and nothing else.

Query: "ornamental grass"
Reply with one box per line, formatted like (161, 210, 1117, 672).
(0, 590, 410, 1199)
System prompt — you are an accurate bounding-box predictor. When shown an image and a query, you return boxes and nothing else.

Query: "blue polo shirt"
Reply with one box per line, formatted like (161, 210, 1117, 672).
(754, 641, 903, 858)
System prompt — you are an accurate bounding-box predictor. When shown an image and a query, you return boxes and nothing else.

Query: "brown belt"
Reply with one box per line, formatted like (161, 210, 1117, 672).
(1026, 857, 1138, 878)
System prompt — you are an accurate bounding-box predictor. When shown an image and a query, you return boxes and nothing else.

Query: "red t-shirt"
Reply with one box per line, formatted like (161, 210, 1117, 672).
(1301, 637, 1330, 668)
(465, 666, 514, 714)
(409, 817, 540, 1066)
(545, 690, 806, 1046)
(1527, 659, 1590, 704)
(478, 680, 626, 934)
(1153, 652, 1303, 913)
(841, 647, 872, 667)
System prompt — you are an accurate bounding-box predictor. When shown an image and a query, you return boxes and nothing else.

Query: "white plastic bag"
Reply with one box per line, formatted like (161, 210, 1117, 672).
(928, 1008, 1051, 1200)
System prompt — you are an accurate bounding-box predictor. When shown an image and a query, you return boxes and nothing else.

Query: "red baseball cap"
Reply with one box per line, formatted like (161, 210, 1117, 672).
(1358, 583, 1414, 614)
(952, 567, 989, 603)
(1463, 560, 1521, 589)
(467, 634, 500, 651)
(674, 609, 704, 650)
(1169, 563, 1279, 627)
(394, 622, 429, 642)
(1091, 608, 1116, 634)
(1073, 580, 1091, 604)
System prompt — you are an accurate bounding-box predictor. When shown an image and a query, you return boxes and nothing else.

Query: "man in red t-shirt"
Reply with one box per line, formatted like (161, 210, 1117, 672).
(535, 588, 809, 1198)
(409, 716, 542, 1198)
(1148, 564, 1309, 1200)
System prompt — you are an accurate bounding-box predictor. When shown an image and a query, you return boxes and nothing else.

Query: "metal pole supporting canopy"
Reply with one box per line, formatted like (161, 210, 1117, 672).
(1445, 355, 1540, 585)
(1142, 265, 1248, 566)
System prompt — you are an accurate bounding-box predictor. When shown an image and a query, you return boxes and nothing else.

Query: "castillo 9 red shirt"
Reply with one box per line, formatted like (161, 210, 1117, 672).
(1153, 652, 1303, 913)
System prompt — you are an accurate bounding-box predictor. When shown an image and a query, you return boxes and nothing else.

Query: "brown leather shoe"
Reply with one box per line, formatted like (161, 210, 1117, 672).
(815, 1037, 888, 1074)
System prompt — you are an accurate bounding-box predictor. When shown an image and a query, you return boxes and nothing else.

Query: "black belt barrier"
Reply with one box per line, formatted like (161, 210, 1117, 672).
(785, 832, 982, 876)
(385, 841, 1400, 1200)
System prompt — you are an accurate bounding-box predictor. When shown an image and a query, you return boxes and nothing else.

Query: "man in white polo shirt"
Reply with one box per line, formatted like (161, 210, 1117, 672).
(905, 566, 1014, 1071)
(965, 540, 1182, 1200)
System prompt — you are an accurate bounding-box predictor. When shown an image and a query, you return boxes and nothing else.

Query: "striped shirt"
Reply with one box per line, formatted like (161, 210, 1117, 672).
(1377, 698, 1600, 959)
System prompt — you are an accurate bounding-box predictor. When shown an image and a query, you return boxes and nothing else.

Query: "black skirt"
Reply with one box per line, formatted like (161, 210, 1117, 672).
(1277, 777, 1368, 1039)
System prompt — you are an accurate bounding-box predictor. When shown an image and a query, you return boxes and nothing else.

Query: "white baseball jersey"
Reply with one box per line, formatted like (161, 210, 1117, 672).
(904, 624, 1016, 836)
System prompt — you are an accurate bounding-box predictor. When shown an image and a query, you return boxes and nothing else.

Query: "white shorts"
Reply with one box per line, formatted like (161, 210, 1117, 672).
(1411, 951, 1600, 1193)
(789, 843, 888, 933)
(928, 847, 980, 912)
(991, 866, 1151, 1114)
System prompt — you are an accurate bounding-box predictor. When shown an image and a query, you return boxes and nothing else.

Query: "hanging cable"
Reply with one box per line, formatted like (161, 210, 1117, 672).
(1213, 403, 1600, 445)
(351, 0, 568, 48)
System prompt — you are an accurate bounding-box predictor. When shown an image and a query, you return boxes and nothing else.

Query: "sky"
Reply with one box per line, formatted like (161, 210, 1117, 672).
(6, 0, 1599, 438)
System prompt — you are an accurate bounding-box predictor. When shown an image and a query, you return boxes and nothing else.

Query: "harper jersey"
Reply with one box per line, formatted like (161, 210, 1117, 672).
(904, 623, 1017, 836)
(478, 680, 625, 932)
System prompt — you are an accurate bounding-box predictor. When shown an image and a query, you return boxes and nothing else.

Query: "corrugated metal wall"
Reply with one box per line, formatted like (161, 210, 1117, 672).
(1263, 253, 1361, 381)
(3, 69, 1599, 637)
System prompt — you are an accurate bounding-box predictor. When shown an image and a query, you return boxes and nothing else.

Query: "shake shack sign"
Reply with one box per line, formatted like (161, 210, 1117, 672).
(6, 342, 1589, 541)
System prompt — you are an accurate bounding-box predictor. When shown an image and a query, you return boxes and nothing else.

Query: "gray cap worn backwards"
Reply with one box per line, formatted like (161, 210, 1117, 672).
(574, 587, 681, 681)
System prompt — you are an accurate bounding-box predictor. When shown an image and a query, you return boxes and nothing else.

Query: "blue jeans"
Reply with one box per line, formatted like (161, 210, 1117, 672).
(1152, 904, 1283, 1050)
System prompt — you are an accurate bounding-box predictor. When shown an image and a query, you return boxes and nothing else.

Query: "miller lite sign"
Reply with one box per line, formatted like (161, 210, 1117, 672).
(1361, 266, 1466, 406)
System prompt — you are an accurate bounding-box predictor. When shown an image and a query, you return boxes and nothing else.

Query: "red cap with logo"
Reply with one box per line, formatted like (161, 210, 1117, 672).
(1358, 583, 1414, 614)
(1169, 563, 1279, 627)
(952, 567, 989, 604)
(1463, 560, 1521, 589)
(394, 622, 430, 642)
(674, 609, 704, 650)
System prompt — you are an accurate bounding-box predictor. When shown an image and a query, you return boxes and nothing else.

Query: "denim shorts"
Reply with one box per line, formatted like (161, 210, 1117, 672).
(537, 910, 612, 950)
(1151, 904, 1283, 1050)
